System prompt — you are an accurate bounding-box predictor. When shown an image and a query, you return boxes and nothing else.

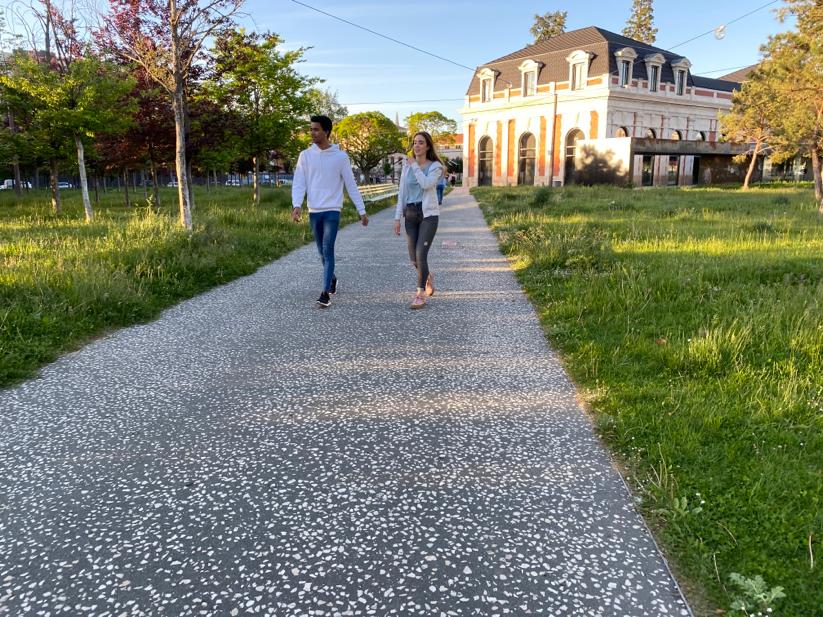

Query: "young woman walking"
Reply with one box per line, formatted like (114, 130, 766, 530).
(393, 131, 445, 309)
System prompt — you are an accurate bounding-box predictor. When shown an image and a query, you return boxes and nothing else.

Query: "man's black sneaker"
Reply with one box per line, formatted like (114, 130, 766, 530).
(330, 277, 338, 295)
(316, 291, 331, 307)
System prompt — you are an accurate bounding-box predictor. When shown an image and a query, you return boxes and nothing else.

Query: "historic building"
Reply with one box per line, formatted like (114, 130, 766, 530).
(460, 26, 749, 188)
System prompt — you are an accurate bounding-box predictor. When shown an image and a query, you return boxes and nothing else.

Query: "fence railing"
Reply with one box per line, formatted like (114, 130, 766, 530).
(358, 183, 398, 202)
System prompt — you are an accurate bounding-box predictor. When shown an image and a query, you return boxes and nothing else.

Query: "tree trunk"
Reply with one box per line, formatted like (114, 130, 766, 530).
(93, 176, 100, 206)
(172, 87, 192, 229)
(742, 141, 762, 191)
(187, 158, 195, 212)
(811, 147, 823, 213)
(252, 154, 260, 206)
(7, 108, 22, 196)
(123, 168, 130, 207)
(74, 135, 94, 222)
(49, 159, 61, 215)
(150, 160, 160, 207)
(141, 169, 148, 201)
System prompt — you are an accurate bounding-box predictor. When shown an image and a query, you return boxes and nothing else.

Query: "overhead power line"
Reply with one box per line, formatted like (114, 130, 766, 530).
(343, 98, 465, 106)
(665, 0, 779, 50)
(287, 0, 476, 72)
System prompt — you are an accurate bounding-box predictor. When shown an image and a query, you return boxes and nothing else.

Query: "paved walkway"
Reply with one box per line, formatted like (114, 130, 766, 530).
(0, 188, 690, 616)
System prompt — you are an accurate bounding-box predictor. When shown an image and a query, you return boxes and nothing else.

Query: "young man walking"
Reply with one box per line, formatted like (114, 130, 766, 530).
(292, 115, 369, 307)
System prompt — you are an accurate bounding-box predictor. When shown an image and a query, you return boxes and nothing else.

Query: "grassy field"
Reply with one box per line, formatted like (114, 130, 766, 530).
(0, 185, 390, 388)
(473, 184, 822, 617)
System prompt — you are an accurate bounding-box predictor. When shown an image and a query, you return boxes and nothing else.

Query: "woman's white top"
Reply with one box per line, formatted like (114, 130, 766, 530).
(395, 159, 444, 220)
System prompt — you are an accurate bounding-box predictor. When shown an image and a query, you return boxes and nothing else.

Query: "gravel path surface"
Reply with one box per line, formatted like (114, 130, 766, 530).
(0, 188, 690, 616)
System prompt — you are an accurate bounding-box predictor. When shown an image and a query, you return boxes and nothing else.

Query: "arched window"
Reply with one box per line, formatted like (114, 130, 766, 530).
(696, 131, 706, 141)
(518, 133, 536, 186)
(615, 126, 629, 138)
(646, 128, 657, 139)
(564, 129, 585, 184)
(478, 136, 493, 186)
(671, 130, 682, 141)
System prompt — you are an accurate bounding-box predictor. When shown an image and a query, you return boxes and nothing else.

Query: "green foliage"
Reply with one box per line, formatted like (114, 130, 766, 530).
(307, 88, 348, 124)
(759, 0, 823, 207)
(720, 73, 777, 188)
(530, 10, 567, 42)
(335, 111, 404, 181)
(622, 0, 657, 44)
(474, 184, 822, 616)
(728, 573, 786, 614)
(208, 29, 316, 169)
(0, 186, 394, 387)
(405, 111, 457, 148)
(0, 52, 135, 165)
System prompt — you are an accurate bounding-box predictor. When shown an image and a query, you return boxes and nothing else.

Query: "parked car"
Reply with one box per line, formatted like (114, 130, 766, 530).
(167, 180, 178, 187)
(225, 179, 241, 186)
(57, 181, 73, 189)
(0, 179, 32, 190)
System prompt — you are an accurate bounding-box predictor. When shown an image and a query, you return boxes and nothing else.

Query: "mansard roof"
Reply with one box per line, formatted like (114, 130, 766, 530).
(466, 26, 741, 95)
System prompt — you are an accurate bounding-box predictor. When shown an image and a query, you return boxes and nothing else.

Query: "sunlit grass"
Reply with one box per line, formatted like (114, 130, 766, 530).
(0, 186, 391, 387)
(474, 184, 822, 617)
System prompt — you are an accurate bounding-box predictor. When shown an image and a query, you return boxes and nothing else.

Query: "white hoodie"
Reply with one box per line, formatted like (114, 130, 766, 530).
(291, 144, 366, 216)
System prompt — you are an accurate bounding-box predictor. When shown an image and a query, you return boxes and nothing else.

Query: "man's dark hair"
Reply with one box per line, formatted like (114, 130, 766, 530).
(311, 115, 333, 137)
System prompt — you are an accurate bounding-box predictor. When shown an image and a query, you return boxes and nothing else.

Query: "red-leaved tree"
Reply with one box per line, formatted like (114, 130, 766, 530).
(102, 0, 242, 229)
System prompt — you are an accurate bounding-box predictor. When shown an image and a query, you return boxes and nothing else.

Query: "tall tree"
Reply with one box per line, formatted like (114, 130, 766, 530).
(761, 0, 823, 211)
(103, 0, 243, 230)
(307, 88, 347, 124)
(209, 29, 314, 206)
(530, 10, 567, 42)
(623, 0, 657, 45)
(335, 111, 403, 183)
(405, 111, 458, 148)
(720, 72, 777, 190)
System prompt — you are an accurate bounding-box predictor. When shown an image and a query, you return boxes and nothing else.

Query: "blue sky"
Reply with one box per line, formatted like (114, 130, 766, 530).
(239, 0, 792, 127)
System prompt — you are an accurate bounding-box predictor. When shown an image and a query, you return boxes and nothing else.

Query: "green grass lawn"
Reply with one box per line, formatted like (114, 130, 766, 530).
(473, 183, 822, 616)
(0, 185, 390, 387)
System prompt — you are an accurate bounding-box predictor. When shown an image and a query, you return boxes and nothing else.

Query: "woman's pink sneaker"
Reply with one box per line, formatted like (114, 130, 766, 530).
(410, 295, 426, 310)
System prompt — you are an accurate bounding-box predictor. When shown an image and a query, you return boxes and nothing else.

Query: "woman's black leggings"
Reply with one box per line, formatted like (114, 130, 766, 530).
(403, 203, 439, 290)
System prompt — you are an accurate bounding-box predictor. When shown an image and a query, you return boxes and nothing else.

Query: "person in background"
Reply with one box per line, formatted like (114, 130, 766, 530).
(292, 115, 369, 308)
(436, 167, 447, 205)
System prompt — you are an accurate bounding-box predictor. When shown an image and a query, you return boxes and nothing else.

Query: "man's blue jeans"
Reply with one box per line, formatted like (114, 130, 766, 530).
(309, 210, 340, 292)
(436, 184, 444, 205)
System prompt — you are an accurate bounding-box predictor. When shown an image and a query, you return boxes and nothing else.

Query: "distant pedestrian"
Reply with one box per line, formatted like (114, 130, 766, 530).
(449, 173, 456, 187)
(393, 131, 445, 309)
(292, 115, 369, 308)
(436, 167, 447, 205)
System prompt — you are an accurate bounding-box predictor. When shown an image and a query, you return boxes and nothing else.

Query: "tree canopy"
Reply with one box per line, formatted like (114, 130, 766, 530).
(623, 0, 657, 44)
(530, 11, 567, 43)
(335, 112, 403, 182)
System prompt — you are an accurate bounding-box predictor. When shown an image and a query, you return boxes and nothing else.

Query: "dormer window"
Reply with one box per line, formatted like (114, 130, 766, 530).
(649, 65, 659, 92)
(567, 50, 594, 91)
(477, 68, 496, 103)
(671, 57, 691, 96)
(572, 62, 585, 90)
(644, 53, 665, 93)
(481, 78, 492, 102)
(518, 59, 541, 97)
(619, 60, 631, 86)
(614, 47, 637, 88)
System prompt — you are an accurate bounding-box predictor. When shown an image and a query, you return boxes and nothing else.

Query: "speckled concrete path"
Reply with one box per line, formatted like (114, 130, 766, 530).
(0, 188, 691, 616)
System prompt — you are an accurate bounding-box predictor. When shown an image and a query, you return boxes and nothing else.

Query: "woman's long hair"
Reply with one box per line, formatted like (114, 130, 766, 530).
(412, 131, 444, 166)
